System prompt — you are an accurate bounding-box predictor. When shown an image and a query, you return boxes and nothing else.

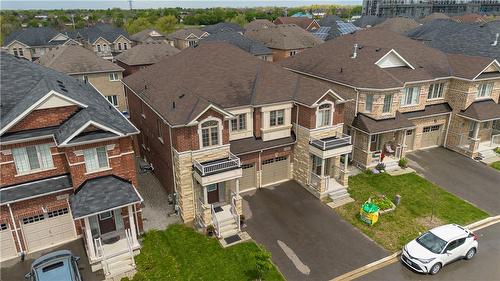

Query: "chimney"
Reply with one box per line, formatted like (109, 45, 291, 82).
(492, 33, 499, 46)
(351, 44, 358, 59)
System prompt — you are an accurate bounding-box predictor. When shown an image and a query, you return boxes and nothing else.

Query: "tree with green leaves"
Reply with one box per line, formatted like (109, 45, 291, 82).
(254, 246, 273, 281)
(228, 14, 248, 27)
(155, 15, 177, 34)
(125, 17, 152, 34)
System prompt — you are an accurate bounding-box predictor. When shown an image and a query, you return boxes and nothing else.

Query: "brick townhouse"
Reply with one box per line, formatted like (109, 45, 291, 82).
(0, 54, 143, 278)
(123, 42, 353, 238)
(282, 29, 500, 169)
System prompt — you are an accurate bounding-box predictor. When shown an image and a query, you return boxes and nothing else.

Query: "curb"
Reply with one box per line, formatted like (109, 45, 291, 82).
(331, 216, 500, 281)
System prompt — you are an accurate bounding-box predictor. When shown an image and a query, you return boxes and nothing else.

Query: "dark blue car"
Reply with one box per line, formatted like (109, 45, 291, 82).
(25, 250, 82, 281)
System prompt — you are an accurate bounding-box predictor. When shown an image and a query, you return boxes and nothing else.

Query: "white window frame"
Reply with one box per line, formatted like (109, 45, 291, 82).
(365, 94, 373, 112)
(427, 83, 445, 100)
(289, 50, 299, 57)
(118, 42, 122, 50)
(316, 101, 334, 128)
(477, 83, 493, 98)
(230, 113, 247, 132)
(123, 42, 128, 50)
(188, 40, 197, 47)
(198, 117, 222, 148)
(270, 109, 285, 127)
(401, 87, 420, 106)
(18, 48, 24, 57)
(12, 144, 54, 175)
(83, 146, 110, 173)
(382, 94, 393, 113)
(108, 73, 119, 81)
(97, 44, 101, 52)
(106, 95, 118, 107)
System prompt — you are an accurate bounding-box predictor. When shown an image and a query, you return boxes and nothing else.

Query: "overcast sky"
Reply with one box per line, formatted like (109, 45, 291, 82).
(1, 0, 361, 10)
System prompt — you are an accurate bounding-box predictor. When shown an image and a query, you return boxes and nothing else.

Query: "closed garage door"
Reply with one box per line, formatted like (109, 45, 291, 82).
(21, 208, 76, 253)
(0, 223, 18, 262)
(240, 163, 256, 192)
(421, 125, 443, 148)
(261, 156, 290, 186)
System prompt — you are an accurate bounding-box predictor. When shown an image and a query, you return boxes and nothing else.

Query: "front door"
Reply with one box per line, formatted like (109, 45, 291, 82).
(207, 184, 220, 204)
(405, 129, 415, 151)
(98, 211, 116, 235)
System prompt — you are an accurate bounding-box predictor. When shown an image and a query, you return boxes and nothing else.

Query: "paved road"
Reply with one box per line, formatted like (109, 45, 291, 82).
(407, 148, 500, 215)
(357, 222, 500, 281)
(242, 181, 388, 281)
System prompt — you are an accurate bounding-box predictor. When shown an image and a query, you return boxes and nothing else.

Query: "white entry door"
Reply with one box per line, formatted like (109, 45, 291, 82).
(0, 223, 18, 262)
(21, 208, 76, 253)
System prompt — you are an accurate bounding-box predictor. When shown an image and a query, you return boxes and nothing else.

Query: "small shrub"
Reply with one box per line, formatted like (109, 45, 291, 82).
(254, 246, 273, 281)
(398, 157, 408, 168)
(495, 147, 500, 154)
(206, 225, 215, 236)
(371, 196, 393, 210)
(375, 162, 386, 172)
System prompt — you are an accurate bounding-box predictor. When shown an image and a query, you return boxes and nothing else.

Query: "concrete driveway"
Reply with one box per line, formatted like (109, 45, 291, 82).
(0, 239, 103, 281)
(242, 181, 388, 281)
(407, 148, 500, 215)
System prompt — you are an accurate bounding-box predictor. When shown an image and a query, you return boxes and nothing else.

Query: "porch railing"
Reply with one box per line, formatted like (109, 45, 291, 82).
(230, 193, 241, 232)
(370, 150, 382, 164)
(310, 133, 351, 150)
(211, 204, 221, 238)
(125, 228, 136, 268)
(490, 133, 500, 147)
(94, 237, 110, 275)
(395, 145, 403, 159)
(194, 152, 241, 176)
(308, 171, 323, 191)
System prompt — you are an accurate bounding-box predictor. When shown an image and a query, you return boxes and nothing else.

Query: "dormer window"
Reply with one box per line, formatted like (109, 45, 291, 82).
(316, 103, 333, 128)
(477, 83, 493, 98)
(201, 120, 220, 148)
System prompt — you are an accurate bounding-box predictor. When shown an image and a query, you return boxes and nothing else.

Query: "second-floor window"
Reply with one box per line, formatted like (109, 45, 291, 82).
(107, 95, 118, 107)
(201, 120, 219, 147)
(289, 50, 299, 57)
(109, 73, 119, 81)
(188, 40, 197, 47)
(383, 94, 392, 113)
(401, 87, 420, 106)
(365, 94, 373, 112)
(477, 83, 493, 98)
(317, 103, 332, 127)
(12, 144, 54, 174)
(97, 44, 101, 52)
(270, 109, 285, 127)
(83, 146, 109, 172)
(124, 42, 128, 50)
(231, 114, 247, 132)
(428, 83, 444, 99)
(118, 43, 122, 50)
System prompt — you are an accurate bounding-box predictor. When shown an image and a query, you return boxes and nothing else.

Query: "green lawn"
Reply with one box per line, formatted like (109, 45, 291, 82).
(490, 161, 500, 171)
(335, 173, 488, 252)
(125, 224, 284, 281)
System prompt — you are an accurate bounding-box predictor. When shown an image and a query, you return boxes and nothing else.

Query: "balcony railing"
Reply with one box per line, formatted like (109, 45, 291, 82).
(308, 171, 324, 192)
(310, 133, 352, 151)
(193, 152, 241, 176)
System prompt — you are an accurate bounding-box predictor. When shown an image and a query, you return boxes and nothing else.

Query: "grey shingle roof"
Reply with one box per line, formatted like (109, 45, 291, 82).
(202, 22, 245, 34)
(115, 42, 180, 66)
(353, 16, 386, 28)
(0, 54, 138, 144)
(203, 31, 272, 56)
(0, 174, 72, 205)
(69, 24, 130, 44)
(407, 19, 500, 60)
(130, 29, 166, 43)
(166, 28, 207, 40)
(37, 45, 123, 74)
(3, 27, 63, 47)
(70, 175, 141, 218)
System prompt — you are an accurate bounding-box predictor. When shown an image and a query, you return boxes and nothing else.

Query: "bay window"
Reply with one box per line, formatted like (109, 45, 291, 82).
(231, 114, 247, 132)
(270, 110, 285, 127)
(477, 83, 493, 98)
(401, 87, 420, 106)
(83, 146, 109, 172)
(12, 144, 54, 174)
(201, 120, 219, 147)
(427, 83, 444, 99)
(317, 103, 332, 127)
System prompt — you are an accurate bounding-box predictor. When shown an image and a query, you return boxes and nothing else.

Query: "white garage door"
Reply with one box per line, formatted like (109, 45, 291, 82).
(240, 163, 256, 192)
(21, 208, 76, 253)
(421, 125, 443, 148)
(261, 156, 290, 186)
(0, 223, 18, 262)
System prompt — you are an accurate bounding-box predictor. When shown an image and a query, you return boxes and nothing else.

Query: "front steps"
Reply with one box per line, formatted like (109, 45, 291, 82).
(102, 250, 137, 280)
(383, 160, 400, 171)
(479, 149, 500, 164)
(328, 187, 354, 208)
(213, 205, 240, 238)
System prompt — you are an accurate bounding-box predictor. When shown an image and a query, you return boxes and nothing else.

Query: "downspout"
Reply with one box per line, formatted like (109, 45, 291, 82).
(133, 204, 140, 236)
(258, 150, 262, 188)
(7, 203, 24, 254)
(354, 88, 359, 116)
(168, 126, 178, 195)
(443, 113, 452, 148)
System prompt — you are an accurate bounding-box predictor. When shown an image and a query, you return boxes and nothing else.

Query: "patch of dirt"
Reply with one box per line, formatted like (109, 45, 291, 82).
(416, 216, 445, 229)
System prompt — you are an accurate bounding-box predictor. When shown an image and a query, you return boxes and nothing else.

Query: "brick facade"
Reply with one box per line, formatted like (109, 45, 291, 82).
(7, 106, 79, 133)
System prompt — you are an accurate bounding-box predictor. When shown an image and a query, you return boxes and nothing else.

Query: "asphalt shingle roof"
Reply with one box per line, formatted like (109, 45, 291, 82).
(244, 24, 323, 50)
(0, 53, 138, 143)
(245, 19, 275, 30)
(374, 17, 421, 34)
(0, 174, 72, 205)
(316, 15, 360, 41)
(203, 31, 272, 56)
(353, 16, 386, 28)
(70, 24, 130, 44)
(130, 28, 166, 43)
(202, 22, 245, 34)
(167, 28, 207, 40)
(3, 27, 62, 47)
(459, 100, 500, 121)
(115, 42, 180, 66)
(407, 19, 500, 60)
(37, 45, 123, 74)
(70, 176, 141, 218)
(275, 17, 317, 30)
(352, 112, 415, 133)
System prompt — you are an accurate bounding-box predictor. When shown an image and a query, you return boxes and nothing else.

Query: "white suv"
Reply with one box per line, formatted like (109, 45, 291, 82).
(402, 224, 478, 275)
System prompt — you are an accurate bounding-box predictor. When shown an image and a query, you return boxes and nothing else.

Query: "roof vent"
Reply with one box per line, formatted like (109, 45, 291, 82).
(375, 48, 381, 52)
(179, 94, 185, 99)
(172, 101, 176, 109)
(144, 84, 147, 90)
(351, 44, 358, 59)
(492, 33, 499, 46)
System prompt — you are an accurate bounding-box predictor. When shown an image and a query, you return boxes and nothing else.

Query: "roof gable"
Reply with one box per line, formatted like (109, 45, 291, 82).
(49, 33, 69, 42)
(375, 49, 415, 69)
(59, 120, 123, 146)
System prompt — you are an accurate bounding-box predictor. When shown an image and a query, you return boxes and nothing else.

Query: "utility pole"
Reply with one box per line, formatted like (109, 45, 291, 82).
(128, 0, 133, 10)
(71, 14, 75, 30)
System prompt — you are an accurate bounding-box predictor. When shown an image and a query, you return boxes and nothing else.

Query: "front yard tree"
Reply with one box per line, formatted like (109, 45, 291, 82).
(254, 247, 273, 281)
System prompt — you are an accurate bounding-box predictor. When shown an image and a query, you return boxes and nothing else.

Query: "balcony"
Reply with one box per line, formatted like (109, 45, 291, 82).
(193, 152, 242, 186)
(310, 133, 353, 158)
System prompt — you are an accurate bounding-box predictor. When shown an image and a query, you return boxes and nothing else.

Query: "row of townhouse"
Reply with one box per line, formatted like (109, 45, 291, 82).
(123, 29, 500, 238)
(2, 24, 133, 61)
(0, 54, 143, 278)
(122, 42, 354, 236)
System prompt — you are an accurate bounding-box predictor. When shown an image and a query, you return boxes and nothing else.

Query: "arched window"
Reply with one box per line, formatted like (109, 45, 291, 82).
(201, 120, 220, 147)
(317, 103, 333, 128)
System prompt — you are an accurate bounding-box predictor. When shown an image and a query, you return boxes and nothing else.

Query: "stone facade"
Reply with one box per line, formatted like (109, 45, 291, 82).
(76, 71, 128, 112)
